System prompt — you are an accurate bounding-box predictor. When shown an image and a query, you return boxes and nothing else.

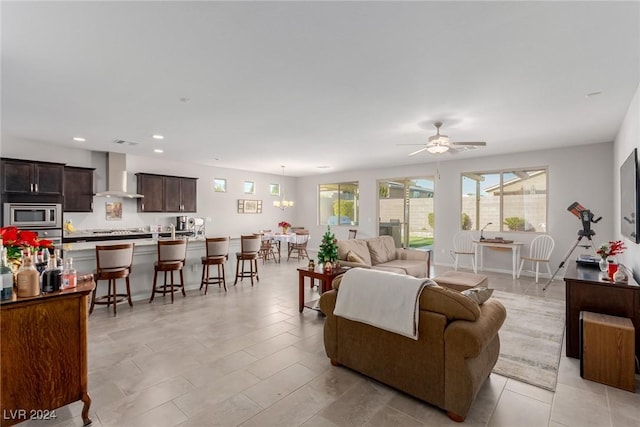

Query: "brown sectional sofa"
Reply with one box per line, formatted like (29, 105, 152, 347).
(319, 278, 506, 422)
(337, 235, 430, 277)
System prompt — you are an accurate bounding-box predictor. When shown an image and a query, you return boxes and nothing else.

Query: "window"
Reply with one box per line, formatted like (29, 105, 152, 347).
(213, 178, 226, 193)
(461, 168, 547, 233)
(319, 182, 359, 226)
(269, 183, 280, 196)
(244, 181, 255, 194)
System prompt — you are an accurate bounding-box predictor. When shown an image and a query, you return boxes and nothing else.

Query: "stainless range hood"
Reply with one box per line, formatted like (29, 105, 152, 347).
(94, 152, 144, 198)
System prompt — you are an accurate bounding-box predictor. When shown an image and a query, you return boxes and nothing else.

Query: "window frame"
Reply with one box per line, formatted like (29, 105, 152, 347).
(460, 166, 549, 234)
(318, 181, 359, 226)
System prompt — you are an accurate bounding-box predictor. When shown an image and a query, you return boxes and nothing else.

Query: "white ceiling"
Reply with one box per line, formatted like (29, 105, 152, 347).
(2, 1, 639, 177)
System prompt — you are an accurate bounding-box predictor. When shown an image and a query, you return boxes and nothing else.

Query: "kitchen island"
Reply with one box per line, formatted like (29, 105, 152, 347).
(63, 236, 242, 303)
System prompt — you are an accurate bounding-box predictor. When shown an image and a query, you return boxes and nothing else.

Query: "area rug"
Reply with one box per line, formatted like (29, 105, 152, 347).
(491, 290, 565, 391)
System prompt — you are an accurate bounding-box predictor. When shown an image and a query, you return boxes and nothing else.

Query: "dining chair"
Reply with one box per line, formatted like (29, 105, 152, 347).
(149, 239, 188, 303)
(287, 230, 310, 261)
(91, 243, 134, 316)
(234, 234, 261, 286)
(256, 233, 279, 264)
(453, 231, 476, 272)
(517, 235, 555, 283)
(200, 236, 229, 294)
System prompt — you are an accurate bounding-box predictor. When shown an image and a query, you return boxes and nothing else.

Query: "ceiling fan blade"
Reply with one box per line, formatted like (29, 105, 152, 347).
(450, 141, 487, 147)
(408, 147, 429, 156)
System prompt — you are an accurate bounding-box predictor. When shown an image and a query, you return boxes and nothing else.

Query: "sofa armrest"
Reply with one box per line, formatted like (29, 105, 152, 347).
(319, 289, 339, 360)
(444, 300, 506, 358)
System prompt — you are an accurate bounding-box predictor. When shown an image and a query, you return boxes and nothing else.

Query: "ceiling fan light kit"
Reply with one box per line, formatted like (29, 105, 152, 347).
(402, 121, 487, 156)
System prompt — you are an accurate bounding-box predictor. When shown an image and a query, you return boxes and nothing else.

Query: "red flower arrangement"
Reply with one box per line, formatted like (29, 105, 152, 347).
(596, 240, 626, 259)
(278, 221, 291, 228)
(0, 226, 53, 259)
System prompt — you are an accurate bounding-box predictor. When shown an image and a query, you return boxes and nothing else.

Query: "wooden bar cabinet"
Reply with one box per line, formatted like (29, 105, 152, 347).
(0, 280, 94, 426)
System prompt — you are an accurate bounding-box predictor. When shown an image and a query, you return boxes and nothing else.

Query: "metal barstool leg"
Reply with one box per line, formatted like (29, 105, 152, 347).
(150, 269, 158, 303)
(111, 279, 117, 316)
(125, 276, 132, 306)
(180, 268, 186, 297)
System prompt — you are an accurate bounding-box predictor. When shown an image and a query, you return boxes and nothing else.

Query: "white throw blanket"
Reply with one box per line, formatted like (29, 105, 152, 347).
(333, 268, 435, 340)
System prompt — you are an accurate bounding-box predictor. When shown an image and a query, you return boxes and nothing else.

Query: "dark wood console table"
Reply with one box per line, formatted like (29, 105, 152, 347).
(0, 280, 95, 426)
(564, 262, 639, 359)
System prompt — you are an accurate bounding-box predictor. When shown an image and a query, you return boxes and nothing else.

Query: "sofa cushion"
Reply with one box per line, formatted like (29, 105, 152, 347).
(346, 250, 367, 265)
(419, 285, 481, 321)
(367, 236, 397, 265)
(461, 287, 494, 305)
(374, 260, 427, 277)
(337, 239, 372, 266)
(338, 239, 371, 266)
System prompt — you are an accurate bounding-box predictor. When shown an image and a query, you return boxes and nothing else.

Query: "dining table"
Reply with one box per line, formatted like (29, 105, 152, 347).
(263, 232, 308, 259)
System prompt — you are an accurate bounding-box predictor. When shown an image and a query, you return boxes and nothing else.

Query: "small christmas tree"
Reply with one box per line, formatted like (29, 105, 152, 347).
(317, 225, 338, 264)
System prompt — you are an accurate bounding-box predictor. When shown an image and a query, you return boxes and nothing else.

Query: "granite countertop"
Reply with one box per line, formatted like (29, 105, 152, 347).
(63, 236, 207, 252)
(63, 229, 195, 243)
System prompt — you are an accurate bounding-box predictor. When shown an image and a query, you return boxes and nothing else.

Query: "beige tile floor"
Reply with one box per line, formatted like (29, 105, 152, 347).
(23, 259, 640, 427)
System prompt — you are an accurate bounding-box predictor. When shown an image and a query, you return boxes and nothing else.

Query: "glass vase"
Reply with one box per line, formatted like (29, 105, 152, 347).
(598, 257, 608, 272)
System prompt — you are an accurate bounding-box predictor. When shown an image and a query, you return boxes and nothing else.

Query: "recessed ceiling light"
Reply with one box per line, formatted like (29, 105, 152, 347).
(152, 134, 164, 140)
(154, 149, 164, 153)
(316, 165, 331, 169)
(585, 91, 602, 98)
(73, 137, 86, 142)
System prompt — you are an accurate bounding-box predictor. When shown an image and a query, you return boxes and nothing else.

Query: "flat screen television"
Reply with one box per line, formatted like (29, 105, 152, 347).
(620, 148, 639, 243)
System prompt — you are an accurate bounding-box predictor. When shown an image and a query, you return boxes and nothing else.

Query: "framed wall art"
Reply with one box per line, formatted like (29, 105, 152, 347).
(237, 199, 262, 214)
(105, 202, 123, 220)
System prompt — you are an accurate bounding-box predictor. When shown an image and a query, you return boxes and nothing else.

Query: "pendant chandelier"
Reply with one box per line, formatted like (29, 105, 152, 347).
(273, 165, 294, 210)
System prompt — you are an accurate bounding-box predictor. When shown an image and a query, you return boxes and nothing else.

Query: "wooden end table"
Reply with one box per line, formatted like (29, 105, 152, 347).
(297, 266, 348, 312)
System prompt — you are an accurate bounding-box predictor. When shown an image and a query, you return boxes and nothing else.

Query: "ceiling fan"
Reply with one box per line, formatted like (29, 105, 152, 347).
(402, 122, 487, 155)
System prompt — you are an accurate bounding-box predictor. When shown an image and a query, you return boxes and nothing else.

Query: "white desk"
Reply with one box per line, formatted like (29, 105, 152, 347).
(473, 240, 524, 279)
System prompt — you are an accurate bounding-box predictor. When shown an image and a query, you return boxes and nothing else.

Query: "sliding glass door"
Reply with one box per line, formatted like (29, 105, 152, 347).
(378, 177, 434, 250)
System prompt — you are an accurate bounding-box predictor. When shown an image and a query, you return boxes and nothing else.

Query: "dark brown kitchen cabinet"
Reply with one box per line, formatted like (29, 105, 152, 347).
(136, 173, 164, 212)
(136, 173, 197, 213)
(1, 158, 64, 195)
(64, 166, 95, 212)
(164, 176, 197, 212)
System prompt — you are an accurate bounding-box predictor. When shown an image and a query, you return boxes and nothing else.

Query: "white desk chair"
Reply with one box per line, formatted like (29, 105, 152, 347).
(453, 231, 476, 271)
(517, 235, 555, 283)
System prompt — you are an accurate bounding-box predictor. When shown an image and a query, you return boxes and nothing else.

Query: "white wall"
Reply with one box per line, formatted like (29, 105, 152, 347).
(297, 142, 615, 274)
(0, 135, 297, 237)
(613, 82, 640, 282)
(1, 134, 618, 276)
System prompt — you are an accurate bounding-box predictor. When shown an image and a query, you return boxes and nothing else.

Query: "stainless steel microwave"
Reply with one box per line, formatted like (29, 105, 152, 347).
(3, 203, 62, 229)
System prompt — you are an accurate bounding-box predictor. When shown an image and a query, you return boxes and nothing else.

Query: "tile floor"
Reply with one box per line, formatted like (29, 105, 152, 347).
(22, 259, 640, 427)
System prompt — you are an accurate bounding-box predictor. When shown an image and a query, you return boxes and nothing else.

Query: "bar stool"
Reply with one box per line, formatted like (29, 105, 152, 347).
(234, 234, 261, 286)
(149, 239, 188, 304)
(200, 236, 229, 294)
(91, 243, 135, 316)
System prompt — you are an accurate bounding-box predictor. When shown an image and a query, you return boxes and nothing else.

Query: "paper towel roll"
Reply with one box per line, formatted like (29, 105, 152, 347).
(192, 217, 205, 226)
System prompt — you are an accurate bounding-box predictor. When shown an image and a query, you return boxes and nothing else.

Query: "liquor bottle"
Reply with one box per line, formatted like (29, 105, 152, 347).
(0, 240, 14, 300)
(42, 252, 62, 293)
(35, 249, 47, 277)
(16, 251, 40, 297)
(61, 257, 77, 290)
